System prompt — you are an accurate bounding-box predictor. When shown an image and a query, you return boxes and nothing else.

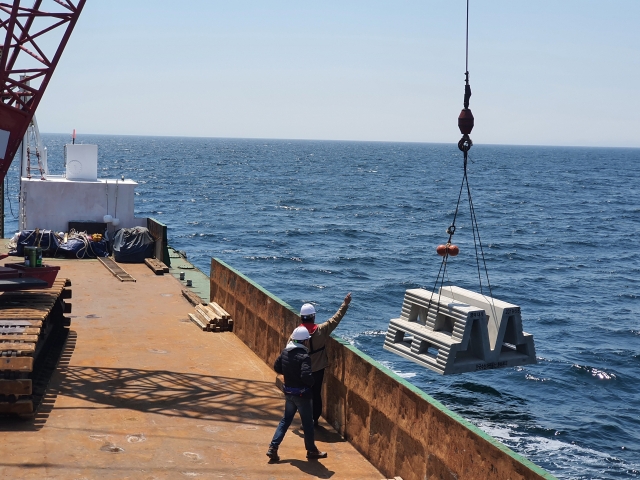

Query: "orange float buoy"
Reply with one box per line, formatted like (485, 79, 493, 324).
(436, 244, 448, 256)
(448, 244, 460, 256)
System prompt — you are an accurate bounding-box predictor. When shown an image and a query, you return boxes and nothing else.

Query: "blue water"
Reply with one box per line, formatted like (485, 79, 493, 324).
(5, 135, 639, 479)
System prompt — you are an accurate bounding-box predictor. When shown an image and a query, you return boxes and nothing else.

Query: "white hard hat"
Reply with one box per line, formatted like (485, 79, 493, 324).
(291, 326, 311, 341)
(300, 304, 316, 316)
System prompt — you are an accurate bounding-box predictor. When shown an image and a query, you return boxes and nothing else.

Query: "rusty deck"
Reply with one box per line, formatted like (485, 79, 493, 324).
(0, 257, 382, 479)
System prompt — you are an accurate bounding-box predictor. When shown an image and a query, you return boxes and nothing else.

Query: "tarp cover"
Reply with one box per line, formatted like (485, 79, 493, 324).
(12, 230, 59, 256)
(9, 230, 109, 259)
(57, 236, 109, 259)
(113, 227, 155, 263)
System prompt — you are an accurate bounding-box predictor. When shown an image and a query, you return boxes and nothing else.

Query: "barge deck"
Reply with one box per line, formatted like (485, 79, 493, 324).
(0, 254, 382, 479)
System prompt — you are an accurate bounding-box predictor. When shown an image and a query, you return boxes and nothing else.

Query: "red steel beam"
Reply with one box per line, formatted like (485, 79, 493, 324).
(0, 0, 86, 180)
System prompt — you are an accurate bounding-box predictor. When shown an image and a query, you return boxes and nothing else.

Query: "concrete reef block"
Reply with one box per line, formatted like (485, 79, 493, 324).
(384, 286, 536, 375)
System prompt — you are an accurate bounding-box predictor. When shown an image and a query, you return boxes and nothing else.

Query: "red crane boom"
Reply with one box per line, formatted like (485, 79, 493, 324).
(0, 0, 85, 181)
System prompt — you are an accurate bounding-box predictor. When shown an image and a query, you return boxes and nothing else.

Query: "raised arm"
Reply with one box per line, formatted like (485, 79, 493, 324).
(318, 293, 352, 335)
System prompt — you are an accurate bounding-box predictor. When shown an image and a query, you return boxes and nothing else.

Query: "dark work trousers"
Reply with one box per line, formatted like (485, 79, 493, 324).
(270, 393, 317, 451)
(311, 369, 325, 422)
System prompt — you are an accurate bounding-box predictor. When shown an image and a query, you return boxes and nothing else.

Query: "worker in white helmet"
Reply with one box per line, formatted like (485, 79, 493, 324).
(267, 326, 327, 463)
(298, 292, 352, 427)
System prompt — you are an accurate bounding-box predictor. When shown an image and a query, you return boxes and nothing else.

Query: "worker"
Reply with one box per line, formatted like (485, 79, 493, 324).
(267, 326, 327, 463)
(299, 292, 351, 426)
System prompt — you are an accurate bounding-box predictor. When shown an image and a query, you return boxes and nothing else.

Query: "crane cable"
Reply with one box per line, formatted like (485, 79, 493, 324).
(426, 0, 497, 325)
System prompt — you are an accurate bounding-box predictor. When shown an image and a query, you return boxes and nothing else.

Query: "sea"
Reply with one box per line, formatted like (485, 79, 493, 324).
(5, 134, 639, 480)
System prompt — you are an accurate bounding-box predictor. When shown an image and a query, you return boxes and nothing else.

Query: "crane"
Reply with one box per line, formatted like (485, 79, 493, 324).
(0, 0, 85, 235)
(0, 0, 86, 178)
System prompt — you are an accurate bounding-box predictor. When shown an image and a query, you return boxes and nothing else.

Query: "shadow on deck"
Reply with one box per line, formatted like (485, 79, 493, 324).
(1, 328, 289, 431)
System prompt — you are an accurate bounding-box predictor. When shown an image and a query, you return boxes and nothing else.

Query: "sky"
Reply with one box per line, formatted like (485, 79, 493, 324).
(33, 1, 640, 147)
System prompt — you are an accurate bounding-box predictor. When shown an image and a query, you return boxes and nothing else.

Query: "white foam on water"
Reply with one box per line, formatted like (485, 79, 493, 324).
(478, 422, 640, 478)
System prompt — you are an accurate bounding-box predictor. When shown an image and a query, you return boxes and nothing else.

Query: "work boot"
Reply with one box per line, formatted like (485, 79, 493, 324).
(306, 450, 328, 459)
(266, 445, 280, 462)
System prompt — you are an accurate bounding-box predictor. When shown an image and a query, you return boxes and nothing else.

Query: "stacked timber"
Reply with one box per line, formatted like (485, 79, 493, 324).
(188, 302, 233, 332)
(0, 278, 71, 417)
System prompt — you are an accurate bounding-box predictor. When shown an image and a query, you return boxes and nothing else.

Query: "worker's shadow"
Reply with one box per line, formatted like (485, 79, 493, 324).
(277, 458, 334, 478)
(291, 425, 346, 444)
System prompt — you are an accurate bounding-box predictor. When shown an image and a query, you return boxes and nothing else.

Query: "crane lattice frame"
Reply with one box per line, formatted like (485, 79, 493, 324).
(0, 0, 85, 179)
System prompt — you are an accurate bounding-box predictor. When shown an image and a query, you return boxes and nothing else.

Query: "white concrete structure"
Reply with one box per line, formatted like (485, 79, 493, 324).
(64, 144, 97, 181)
(383, 286, 536, 375)
(19, 176, 145, 233)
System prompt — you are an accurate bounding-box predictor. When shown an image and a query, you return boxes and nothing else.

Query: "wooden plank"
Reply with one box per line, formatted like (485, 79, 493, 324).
(0, 290, 64, 300)
(195, 305, 216, 325)
(204, 305, 226, 329)
(202, 305, 221, 322)
(0, 326, 40, 335)
(181, 289, 205, 306)
(0, 320, 43, 327)
(192, 310, 211, 326)
(188, 313, 207, 331)
(61, 287, 72, 299)
(1, 303, 55, 311)
(212, 302, 231, 320)
(0, 342, 35, 353)
(0, 399, 33, 415)
(0, 334, 39, 342)
(0, 379, 31, 395)
(144, 258, 165, 275)
(0, 304, 52, 310)
(0, 356, 33, 372)
(0, 311, 49, 318)
(0, 315, 47, 322)
(207, 302, 223, 318)
(208, 302, 228, 320)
